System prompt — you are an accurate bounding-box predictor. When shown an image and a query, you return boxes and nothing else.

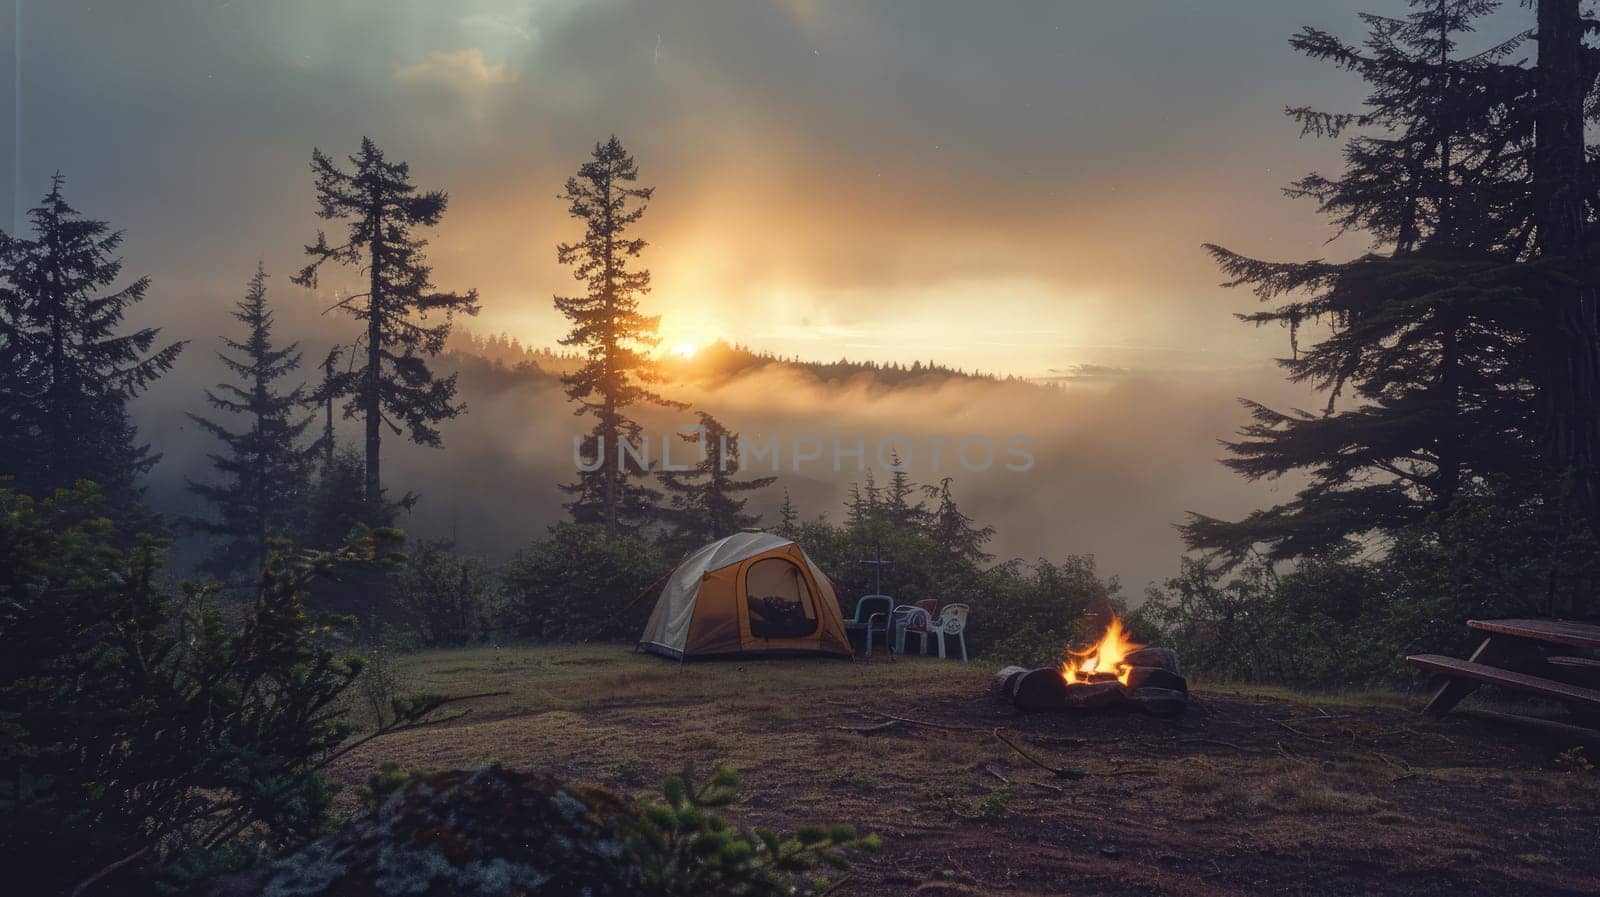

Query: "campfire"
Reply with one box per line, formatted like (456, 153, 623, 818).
(1060, 615, 1139, 686)
(993, 615, 1188, 716)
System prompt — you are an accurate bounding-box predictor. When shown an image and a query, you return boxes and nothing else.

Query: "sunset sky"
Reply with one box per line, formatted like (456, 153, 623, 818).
(0, 0, 1442, 380)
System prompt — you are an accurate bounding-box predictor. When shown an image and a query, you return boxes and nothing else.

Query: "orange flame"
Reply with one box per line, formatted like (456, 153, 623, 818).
(1060, 615, 1142, 686)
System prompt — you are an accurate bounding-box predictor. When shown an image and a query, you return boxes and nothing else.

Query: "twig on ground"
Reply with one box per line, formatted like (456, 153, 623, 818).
(1371, 751, 1412, 773)
(70, 846, 151, 897)
(817, 874, 854, 896)
(837, 720, 906, 736)
(1271, 719, 1326, 739)
(1175, 737, 1255, 753)
(843, 710, 989, 733)
(1270, 712, 1354, 725)
(992, 728, 1087, 780)
(983, 764, 1011, 785)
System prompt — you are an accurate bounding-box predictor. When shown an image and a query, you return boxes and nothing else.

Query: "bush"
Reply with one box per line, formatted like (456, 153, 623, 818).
(630, 763, 880, 897)
(785, 509, 1124, 661)
(966, 556, 1125, 659)
(0, 482, 410, 895)
(985, 622, 1065, 669)
(502, 522, 671, 642)
(390, 538, 500, 645)
(1141, 482, 1600, 689)
(203, 763, 878, 897)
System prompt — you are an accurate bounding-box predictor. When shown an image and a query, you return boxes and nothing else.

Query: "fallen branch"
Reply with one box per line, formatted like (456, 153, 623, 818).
(1097, 766, 1159, 777)
(1270, 712, 1354, 725)
(983, 764, 1011, 785)
(837, 720, 906, 736)
(1175, 737, 1255, 753)
(817, 873, 854, 896)
(1271, 719, 1326, 740)
(70, 846, 151, 897)
(865, 712, 989, 733)
(992, 728, 1087, 780)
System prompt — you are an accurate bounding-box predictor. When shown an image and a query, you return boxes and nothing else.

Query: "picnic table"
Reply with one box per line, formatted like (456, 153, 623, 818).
(1406, 619, 1600, 721)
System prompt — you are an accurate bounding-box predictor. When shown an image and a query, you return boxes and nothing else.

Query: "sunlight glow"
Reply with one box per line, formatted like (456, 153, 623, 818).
(671, 341, 700, 358)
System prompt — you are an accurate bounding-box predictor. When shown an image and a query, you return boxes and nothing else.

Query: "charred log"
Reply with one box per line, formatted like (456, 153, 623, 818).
(992, 651, 1189, 716)
(1128, 687, 1188, 717)
(1124, 667, 1188, 693)
(1124, 647, 1181, 675)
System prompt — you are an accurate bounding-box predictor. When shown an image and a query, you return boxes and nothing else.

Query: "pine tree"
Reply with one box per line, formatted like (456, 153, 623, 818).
(292, 137, 480, 511)
(1184, 1, 1542, 565)
(302, 446, 393, 551)
(882, 452, 924, 527)
(312, 346, 343, 472)
(184, 264, 319, 579)
(921, 477, 995, 571)
(776, 488, 799, 539)
(657, 412, 777, 552)
(844, 482, 869, 531)
(554, 136, 681, 535)
(1529, 0, 1600, 595)
(0, 173, 184, 520)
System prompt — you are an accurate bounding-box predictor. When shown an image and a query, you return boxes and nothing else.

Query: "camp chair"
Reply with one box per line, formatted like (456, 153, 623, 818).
(843, 594, 894, 657)
(892, 599, 940, 655)
(927, 604, 970, 661)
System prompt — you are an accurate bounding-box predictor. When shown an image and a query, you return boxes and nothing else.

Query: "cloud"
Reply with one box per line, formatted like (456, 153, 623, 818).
(1041, 364, 1141, 382)
(394, 48, 517, 90)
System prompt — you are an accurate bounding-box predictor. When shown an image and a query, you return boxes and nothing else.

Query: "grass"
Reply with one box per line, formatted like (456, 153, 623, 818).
(321, 644, 1600, 897)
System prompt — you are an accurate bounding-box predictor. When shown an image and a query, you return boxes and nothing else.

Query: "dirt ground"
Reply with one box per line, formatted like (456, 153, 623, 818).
(329, 645, 1600, 897)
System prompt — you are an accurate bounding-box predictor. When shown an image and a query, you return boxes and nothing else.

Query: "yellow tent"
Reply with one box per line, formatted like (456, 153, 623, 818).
(639, 532, 852, 659)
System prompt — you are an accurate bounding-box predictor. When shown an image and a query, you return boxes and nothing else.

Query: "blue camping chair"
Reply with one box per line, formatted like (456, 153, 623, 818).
(843, 594, 895, 657)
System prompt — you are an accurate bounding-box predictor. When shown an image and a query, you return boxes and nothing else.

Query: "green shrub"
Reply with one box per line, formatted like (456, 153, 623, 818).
(630, 763, 880, 896)
(1141, 482, 1600, 689)
(0, 482, 428, 894)
(985, 622, 1063, 668)
(501, 522, 670, 642)
(969, 556, 1125, 658)
(390, 538, 500, 645)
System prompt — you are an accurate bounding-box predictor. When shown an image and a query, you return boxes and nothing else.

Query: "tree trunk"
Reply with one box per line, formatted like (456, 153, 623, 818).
(1535, 0, 1600, 614)
(365, 232, 384, 512)
(601, 175, 618, 538)
(323, 353, 336, 472)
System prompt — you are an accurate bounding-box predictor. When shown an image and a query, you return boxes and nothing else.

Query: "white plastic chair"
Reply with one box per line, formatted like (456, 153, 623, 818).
(928, 604, 969, 661)
(891, 604, 933, 655)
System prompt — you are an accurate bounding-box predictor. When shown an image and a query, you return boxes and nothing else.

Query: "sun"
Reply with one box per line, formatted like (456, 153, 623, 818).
(671, 341, 700, 358)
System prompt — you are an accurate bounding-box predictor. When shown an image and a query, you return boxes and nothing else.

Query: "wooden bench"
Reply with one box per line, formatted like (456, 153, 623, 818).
(1407, 655, 1600, 709)
(1407, 618, 1600, 721)
(1464, 618, 1600, 650)
(1546, 655, 1600, 682)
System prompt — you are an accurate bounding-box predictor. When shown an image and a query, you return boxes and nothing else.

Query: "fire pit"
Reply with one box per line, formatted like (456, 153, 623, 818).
(992, 616, 1188, 716)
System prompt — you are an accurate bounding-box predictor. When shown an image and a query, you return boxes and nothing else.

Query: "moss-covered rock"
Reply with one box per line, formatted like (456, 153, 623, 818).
(204, 766, 640, 897)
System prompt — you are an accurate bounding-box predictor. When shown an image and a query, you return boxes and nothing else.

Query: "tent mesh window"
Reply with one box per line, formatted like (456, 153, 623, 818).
(745, 557, 818, 639)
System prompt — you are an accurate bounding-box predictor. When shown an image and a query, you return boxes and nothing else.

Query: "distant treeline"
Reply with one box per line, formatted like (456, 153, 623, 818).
(450, 327, 1025, 389)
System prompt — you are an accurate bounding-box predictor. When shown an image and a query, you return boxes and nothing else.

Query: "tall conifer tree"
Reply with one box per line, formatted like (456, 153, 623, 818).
(0, 173, 183, 521)
(1530, 0, 1600, 567)
(554, 136, 680, 535)
(657, 412, 777, 552)
(184, 264, 319, 579)
(292, 138, 480, 511)
(1186, 1, 1540, 565)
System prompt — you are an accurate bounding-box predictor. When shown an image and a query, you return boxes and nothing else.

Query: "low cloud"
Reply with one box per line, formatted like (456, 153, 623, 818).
(394, 48, 518, 90)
